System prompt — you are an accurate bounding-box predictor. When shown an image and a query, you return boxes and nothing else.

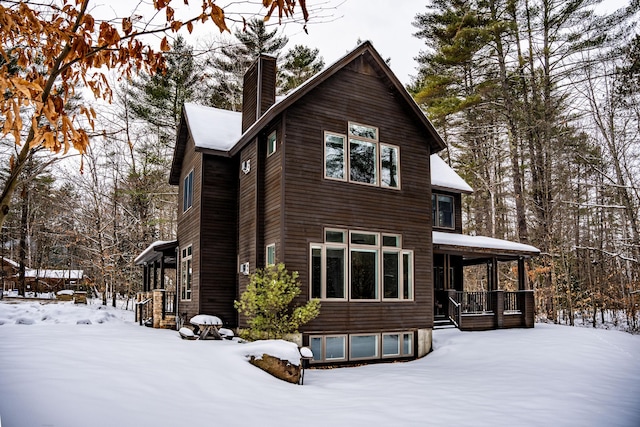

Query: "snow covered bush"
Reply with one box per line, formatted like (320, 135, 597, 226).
(235, 263, 320, 340)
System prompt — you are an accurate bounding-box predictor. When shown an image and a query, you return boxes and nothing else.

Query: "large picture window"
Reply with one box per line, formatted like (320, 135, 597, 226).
(183, 170, 193, 212)
(324, 123, 400, 189)
(432, 193, 454, 229)
(311, 229, 413, 301)
(180, 245, 192, 301)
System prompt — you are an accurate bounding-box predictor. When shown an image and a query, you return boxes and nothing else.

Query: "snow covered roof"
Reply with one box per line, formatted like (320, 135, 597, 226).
(134, 240, 178, 265)
(183, 103, 242, 151)
(24, 269, 84, 280)
(172, 41, 447, 184)
(431, 155, 474, 194)
(433, 231, 540, 256)
(1, 257, 19, 268)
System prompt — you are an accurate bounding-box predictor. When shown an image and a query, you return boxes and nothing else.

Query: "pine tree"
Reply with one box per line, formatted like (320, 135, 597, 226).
(127, 36, 203, 149)
(278, 45, 324, 95)
(205, 19, 288, 110)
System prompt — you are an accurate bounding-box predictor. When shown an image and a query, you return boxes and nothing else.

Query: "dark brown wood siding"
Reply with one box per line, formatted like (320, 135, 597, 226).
(242, 56, 277, 132)
(199, 154, 239, 327)
(237, 141, 258, 327)
(280, 65, 435, 334)
(176, 136, 201, 319)
(264, 123, 282, 265)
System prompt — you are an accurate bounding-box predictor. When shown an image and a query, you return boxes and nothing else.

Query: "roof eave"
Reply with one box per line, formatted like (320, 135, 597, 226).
(432, 184, 474, 195)
(230, 41, 447, 157)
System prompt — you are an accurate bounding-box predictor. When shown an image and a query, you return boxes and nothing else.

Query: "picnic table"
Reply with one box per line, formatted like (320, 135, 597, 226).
(190, 314, 223, 340)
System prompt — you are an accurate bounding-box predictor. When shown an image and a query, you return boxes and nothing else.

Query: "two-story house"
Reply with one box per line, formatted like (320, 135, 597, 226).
(135, 41, 539, 365)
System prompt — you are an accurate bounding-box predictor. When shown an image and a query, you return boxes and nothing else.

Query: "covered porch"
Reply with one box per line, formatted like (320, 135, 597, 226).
(134, 240, 178, 329)
(433, 232, 540, 331)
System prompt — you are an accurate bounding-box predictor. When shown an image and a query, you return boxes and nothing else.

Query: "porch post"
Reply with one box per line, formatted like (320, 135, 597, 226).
(491, 257, 498, 291)
(160, 254, 166, 290)
(518, 257, 526, 290)
(143, 263, 148, 292)
(153, 261, 158, 290)
(495, 290, 504, 328)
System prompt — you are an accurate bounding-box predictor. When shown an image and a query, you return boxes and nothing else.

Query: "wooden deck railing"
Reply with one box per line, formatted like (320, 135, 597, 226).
(136, 298, 152, 326)
(448, 295, 461, 327)
(446, 290, 534, 331)
(162, 291, 176, 319)
(456, 291, 494, 314)
(503, 291, 521, 313)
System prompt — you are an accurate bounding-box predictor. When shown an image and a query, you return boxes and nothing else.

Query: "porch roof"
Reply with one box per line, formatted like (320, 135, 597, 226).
(433, 231, 540, 258)
(134, 240, 178, 265)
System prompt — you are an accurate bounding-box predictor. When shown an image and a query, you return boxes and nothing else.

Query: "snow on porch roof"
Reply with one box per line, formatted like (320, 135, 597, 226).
(433, 231, 540, 256)
(135, 240, 178, 265)
(430, 155, 474, 194)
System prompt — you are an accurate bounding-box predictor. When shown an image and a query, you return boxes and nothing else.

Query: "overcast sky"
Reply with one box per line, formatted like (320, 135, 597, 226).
(281, 0, 427, 85)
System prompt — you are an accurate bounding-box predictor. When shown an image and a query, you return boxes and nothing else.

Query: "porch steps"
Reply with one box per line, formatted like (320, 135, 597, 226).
(434, 316, 457, 330)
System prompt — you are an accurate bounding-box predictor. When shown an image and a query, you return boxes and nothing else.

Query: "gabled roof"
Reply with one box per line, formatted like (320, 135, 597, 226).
(431, 155, 474, 194)
(170, 41, 446, 184)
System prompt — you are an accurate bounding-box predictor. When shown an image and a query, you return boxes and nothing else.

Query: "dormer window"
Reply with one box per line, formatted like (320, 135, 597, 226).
(432, 193, 454, 229)
(324, 122, 400, 189)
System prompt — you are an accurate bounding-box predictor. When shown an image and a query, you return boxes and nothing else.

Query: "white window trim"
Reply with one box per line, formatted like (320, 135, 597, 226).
(349, 333, 380, 361)
(348, 121, 378, 142)
(348, 137, 379, 187)
(310, 332, 414, 363)
(349, 246, 379, 301)
(183, 169, 194, 213)
(266, 243, 276, 267)
(267, 130, 277, 157)
(324, 123, 401, 190)
(381, 332, 414, 358)
(310, 228, 414, 302)
(380, 143, 401, 189)
(310, 335, 348, 362)
(180, 245, 192, 301)
(310, 243, 348, 301)
(324, 131, 347, 182)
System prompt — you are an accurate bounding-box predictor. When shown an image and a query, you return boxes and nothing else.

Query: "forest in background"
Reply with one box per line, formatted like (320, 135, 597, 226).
(1, 0, 639, 332)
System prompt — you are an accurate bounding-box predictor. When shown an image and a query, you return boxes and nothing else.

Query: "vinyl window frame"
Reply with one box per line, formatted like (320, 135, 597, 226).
(310, 334, 348, 362)
(323, 123, 401, 190)
(349, 333, 379, 361)
(180, 245, 192, 301)
(310, 229, 414, 302)
(381, 332, 414, 358)
(267, 130, 277, 157)
(183, 169, 194, 213)
(266, 243, 276, 267)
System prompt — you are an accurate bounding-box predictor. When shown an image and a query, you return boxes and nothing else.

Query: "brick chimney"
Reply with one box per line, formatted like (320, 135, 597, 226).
(242, 55, 277, 133)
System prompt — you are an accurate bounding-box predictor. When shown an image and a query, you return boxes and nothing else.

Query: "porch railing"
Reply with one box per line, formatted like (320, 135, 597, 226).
(448, 296, 461, 327)
(504, 291, 521, 313)
(162, 291, 177, 319)
(457, 291, 494, 314)
(136, 298, 152, 326)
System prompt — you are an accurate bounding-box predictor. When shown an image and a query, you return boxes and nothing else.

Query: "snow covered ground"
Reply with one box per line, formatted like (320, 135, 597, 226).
(0, 300, 639, 427)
